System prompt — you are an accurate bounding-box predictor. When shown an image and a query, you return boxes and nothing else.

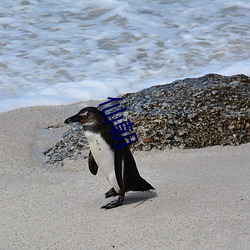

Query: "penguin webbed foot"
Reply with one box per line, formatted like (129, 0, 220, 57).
(105, 187, 118, 198)
(101, 196, 124, 209)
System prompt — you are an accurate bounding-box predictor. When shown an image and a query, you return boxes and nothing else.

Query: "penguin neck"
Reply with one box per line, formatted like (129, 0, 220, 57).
(82, 122, 108, 134)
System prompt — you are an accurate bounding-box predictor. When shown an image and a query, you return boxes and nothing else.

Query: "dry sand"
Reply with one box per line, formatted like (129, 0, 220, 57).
(0, 102, 249, 250)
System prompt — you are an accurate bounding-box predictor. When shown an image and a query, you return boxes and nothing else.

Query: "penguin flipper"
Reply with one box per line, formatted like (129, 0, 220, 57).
(88, 151, 98, 175)
(114, 147, 124, 190)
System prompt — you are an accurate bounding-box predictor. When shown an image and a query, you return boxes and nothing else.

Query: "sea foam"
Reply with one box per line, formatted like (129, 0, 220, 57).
(0, 0, 249, 112)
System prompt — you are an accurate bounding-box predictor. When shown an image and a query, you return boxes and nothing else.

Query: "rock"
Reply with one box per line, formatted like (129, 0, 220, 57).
(43, 74, 250, 164)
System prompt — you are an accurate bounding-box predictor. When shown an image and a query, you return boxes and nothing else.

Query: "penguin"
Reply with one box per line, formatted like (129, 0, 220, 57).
(64, 107, 154, 209)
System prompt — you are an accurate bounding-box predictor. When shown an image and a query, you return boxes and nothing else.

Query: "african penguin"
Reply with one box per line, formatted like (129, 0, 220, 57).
(65, 107, 154, 209)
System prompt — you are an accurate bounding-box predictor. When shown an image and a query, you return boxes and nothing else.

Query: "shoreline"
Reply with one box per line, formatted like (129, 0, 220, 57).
(0, 103, 249, 249)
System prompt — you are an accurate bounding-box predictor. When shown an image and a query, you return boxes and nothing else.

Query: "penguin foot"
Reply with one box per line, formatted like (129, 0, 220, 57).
(105, 187, 118, 198)
(101, 196, 124, 209)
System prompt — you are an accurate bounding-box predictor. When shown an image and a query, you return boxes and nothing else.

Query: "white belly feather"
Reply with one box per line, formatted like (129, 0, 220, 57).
(85, 131, 120, 193)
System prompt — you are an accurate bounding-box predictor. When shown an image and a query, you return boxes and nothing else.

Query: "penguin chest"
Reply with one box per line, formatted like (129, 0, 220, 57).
(85, 131, 121, 192)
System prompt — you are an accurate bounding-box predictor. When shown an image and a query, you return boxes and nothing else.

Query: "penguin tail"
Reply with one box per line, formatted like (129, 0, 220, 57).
(131, 176, 154, 192)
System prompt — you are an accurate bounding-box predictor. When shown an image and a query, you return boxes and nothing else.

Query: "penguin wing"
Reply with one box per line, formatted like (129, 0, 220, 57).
(114, 148, 124, 190)
(88, 151, 98, 175)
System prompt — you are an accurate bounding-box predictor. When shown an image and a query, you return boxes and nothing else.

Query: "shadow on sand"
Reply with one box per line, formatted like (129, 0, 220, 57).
(122, 190, 157, 208)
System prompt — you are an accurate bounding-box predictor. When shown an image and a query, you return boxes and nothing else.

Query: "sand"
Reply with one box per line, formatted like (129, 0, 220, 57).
(0, 102, 249, 250)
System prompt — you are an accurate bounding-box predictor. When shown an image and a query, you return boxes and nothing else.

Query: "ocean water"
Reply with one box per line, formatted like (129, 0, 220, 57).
(0, 0, 250, 112)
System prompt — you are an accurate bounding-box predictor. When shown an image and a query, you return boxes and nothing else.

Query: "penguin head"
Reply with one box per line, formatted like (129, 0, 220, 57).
(65, 107, 106, 130)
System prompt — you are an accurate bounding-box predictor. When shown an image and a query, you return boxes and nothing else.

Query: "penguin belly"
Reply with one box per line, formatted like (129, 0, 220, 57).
(85, 131, 121, 193)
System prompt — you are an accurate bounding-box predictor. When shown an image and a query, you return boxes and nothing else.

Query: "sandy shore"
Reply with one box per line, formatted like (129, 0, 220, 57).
(0, 102, 249, 249)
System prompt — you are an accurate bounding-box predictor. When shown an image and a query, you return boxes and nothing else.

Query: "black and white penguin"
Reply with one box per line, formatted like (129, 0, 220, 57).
(65, 107, 154, 209)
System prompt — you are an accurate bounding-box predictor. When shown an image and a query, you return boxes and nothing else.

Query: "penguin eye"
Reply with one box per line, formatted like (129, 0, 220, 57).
(79, 112, 88, 119)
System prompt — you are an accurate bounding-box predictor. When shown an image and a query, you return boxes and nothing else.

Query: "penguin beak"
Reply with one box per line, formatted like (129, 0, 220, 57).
(64, 114, 81, 124)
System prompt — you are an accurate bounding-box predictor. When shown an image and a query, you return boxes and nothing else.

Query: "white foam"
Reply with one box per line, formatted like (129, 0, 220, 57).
(218, 60, 250, 76)
(0, 0, 250, 112)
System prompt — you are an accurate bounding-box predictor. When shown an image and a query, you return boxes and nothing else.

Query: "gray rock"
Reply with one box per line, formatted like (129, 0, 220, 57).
(43, 74, 250, 164)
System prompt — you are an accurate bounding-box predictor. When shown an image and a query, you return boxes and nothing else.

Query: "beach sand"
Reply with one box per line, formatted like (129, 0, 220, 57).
(0, 102, 249, 249)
